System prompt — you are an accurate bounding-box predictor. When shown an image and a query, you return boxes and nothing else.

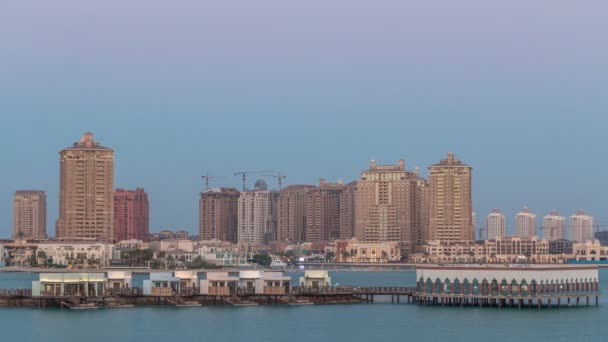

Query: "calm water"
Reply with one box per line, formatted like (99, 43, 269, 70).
(0, 269, 606, 342)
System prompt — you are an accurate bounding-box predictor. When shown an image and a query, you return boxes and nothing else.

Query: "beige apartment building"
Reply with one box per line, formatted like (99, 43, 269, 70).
(542, 210, 566, 241)
(486, 208, 506, 240)
(238, 182, 277, 245)
(515, 207, 536, 238)
(13, 190, 47, 239)
(277, 185, 315, 242)
(199, 188, 239, 243)
(569, 210, 593, 243)
(306, 179, 343, 242)
(56, 133, 115, 241)
(413, 175, 430, 246)
(428, 153, 474, 243)
(355, 160, 419, 254)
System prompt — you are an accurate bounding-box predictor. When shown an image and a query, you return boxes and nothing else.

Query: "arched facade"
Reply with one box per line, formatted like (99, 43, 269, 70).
(416, 265, 599, 297)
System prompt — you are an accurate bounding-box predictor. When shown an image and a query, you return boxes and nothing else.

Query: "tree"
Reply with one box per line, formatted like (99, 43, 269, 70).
(252, 253, 272, 267)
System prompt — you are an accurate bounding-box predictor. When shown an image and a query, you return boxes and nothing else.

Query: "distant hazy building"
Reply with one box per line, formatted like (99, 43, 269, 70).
(428, 153, 474, 242)
(306, 179, 343, 242)
(413, 172, 430, 247)
(114, 188, 149, 242)
(56, 133, 114, 241)
(277, 184, 315, 242)
(339, 181, 356, 239)
(543, 210, 566, 241)
(238, 181, 275, 245)
(355, 160, 419, 254)
(486, 209, 506, 240)
(13, 190, 47, 239)
(199, 188, 239, 243)
(569, 210, 594, 243)
(515, 207, 536, 238)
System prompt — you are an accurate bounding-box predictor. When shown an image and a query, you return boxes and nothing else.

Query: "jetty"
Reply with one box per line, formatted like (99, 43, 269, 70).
(0, 265, 600, 309)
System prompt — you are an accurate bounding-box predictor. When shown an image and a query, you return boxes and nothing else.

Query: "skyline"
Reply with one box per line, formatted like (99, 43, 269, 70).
(0, 130, 604, 239)
(2, 1, 607, 237)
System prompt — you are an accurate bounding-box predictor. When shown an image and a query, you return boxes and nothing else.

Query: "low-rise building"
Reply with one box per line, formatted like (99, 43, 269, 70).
(151, 239, 195, 253)
(32, 273, 107, 297)
(199, 271, 239, 296)
(107, 271, 133, 291)
(36, 242, 118, 268)
(143, 272, 181, 296)
(549, 239, 574, 255)
(198, 244, 248, 267)
(336, 238, 401, 263)
(411, 237, 556, 264)
(116, 239, 148, 252)
(299, 270, 332, 288)
(238, 270, 291, 295)
(571, 241, 608, 262)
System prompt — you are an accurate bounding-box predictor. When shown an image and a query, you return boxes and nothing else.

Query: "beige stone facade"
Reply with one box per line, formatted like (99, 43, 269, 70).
(428, 153, 474, 243)
(56, 133, 114, 241)
(13, 190, 47, 239)
(355, 160, 418, 254)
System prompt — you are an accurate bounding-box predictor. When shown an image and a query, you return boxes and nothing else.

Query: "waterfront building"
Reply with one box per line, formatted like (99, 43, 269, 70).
(13, 190, 47, 240)
(572, 241, 608, 261)
(428, 153, 474, 243)
(32, 273, 107, 297)
(277, 184, 315, 242)
(336, 238, 401, 263)
(515, 207, 536, 238)
(486, 209, 506, 240)
(107, 271, 133, 290)
(143, 273, 180, 296)
(238, 270, 291, 295)
(199, 271, 239, 296)
(113, 188, 149, 242)
(0, 241, 37, 267)
(339, 181, 356, 239)
(412, 236, 552, 264)
(36, 242, 118, 268)
(415, 264, 600, 308)
(355, 160, 418, 255)
(299, 270, 332, 288)
(199, 188, 239, 243)
(238, 182, 276, 245)
(56, 133, 115, 241)
(543, 210, 566, 241)
(174, 270, 199, 290)
(569, 210, 594, 243)
(306, 179, 343, 242)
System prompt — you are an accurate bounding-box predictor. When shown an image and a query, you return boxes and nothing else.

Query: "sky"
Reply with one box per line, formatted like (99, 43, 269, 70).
(0, 1, 607, 238)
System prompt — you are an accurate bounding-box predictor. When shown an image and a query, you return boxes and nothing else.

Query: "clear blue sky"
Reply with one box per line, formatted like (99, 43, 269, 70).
(1, 1, 606, 238)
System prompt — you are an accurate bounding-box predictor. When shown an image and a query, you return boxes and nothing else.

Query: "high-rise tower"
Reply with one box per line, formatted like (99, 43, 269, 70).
(428, 153, 474, 242)
(56, 133, 114, 240)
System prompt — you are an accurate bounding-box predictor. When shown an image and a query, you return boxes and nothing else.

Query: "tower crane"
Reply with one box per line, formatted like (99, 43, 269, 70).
(261, 172, 287, 191)
(201, 174, 228, 190)
(234, 171, 274, 191)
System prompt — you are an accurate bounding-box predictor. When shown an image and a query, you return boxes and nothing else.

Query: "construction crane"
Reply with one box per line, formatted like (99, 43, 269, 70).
(261, 172, 287, 191)
(234, 171, 274, 191)
(201, 174, 228, 191)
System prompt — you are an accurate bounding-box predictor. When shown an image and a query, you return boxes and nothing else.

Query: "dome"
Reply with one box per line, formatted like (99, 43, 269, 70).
(254, 179, 268, 191)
